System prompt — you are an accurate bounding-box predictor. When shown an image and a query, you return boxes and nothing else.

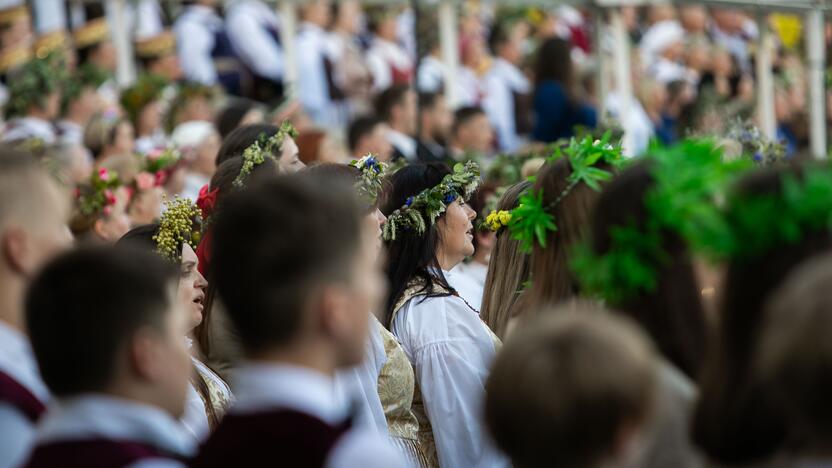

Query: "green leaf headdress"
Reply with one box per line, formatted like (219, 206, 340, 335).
(233, 121, 298, 188)
(153, 196, 202, 262)
(570, 139, 751, 305)
(350, 154, 386, 205)
(507, 132, 625, 253)
(5, 52, 65, 118)
(706, 164, 832, 262)
(382, 161, 481, 241)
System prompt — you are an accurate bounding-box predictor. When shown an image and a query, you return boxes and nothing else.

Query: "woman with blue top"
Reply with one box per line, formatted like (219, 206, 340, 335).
(532, 38, 597, 143)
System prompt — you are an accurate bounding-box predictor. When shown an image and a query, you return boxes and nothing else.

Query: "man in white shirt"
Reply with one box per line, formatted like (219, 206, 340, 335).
(226, 0, 285, 105)
(375, 85, 418, 162)
(175, 0, 244, 96)
(296, 0, 343, 128)
(0, 150, 72, 468)
(482, 20, 531, 153)
(194, 174, 403, 467)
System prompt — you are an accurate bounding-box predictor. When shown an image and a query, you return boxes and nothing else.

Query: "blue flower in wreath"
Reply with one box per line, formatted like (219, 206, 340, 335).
(752, 152, 763, 162)
(444, 193, 457, 204)
(405, 196, 414, 207)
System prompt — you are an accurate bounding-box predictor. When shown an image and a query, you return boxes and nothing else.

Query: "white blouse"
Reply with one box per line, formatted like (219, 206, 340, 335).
(392, 276, 509, 468)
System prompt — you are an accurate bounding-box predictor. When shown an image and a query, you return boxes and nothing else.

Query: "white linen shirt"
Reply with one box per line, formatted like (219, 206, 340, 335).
(391, 276, 510, 468)
(226, 1, 284, 82)
(296, 22, 336, 127)
(334, 315, 388, 435)
(0, 321, 50, 468)
(174, 5, 223, 86)
(231, 363, 407, 468)
(482, 58, 531, 152)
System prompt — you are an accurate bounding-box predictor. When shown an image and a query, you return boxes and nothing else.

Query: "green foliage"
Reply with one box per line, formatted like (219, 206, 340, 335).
(383, 161, 481, 241)
(570, 139, 751, 305)
(120, 73, 169, 125)
(708, 166, 832, 262)
(233, 121, 297, 188)
(6, 52, 65, 118)
(350, 154, 386, 205)
(507, 132, 625, 253)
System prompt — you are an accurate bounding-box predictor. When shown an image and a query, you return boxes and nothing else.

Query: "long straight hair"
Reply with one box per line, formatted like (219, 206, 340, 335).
(585, 161, 708, 380)
(693, 164, 832, 464)
(523, 158, 604, 313)
(381, 163, 454, 328)
(481, 180, 532, 339)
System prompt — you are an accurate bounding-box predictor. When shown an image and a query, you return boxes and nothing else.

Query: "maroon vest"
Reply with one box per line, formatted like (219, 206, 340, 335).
(0, 369, 46, 423)
(191, 409, 352, 468)
(24, 439, 181, 468)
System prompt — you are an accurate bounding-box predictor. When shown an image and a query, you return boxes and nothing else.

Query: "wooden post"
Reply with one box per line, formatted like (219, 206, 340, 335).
(807, 8, 827, 159)
(756, 13, 777, 140)
(279, 1, 299, 89)
(438, 0, 460, 108)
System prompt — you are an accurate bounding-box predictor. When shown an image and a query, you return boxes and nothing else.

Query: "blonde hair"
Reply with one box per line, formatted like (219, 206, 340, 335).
(84, 114, 125, 159)
(481, 180, 532, 339)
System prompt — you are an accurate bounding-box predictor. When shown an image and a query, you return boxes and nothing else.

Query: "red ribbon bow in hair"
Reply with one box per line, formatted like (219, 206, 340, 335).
(196, 184, 219, 220)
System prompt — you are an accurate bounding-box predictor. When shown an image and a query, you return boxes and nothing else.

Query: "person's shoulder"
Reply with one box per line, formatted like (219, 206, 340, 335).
(326, 429, 406, 468)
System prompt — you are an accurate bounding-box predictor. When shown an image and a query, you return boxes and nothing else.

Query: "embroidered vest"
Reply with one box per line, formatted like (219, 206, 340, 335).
(0, 370, 45, 423)
(24, 439, 180, 468)
(191, 409, 352, 468)
(211, 28, 244, 96)
(389, 278, 501, 467)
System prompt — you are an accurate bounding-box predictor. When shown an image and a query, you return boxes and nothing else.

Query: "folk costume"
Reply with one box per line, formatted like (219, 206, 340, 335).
(382, 162, 510, 467)
(191, 364, 404, 468)
(482, 57, 531, 153)
(24, 396, 194, 468)
(226, 0, 285, 105)
(2, 55, 61, 145)
(174, 4, 244, 96)
(0, 321, 50, 468)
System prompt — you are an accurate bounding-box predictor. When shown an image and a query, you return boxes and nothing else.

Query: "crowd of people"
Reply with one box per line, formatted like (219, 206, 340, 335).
(2, 1, 832, 468)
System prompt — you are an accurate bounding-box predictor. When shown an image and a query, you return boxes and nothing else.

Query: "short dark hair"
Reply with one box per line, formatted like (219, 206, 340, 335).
(216, 98, 264, 139)
(374, 85, 410, 123)
(488, 20, 511, 56)
(26, 246, 177, 397)
(216, 124, 280, 166)
(211, 174, 365, 354)
(452, 106, 486, 136)
(347, 116, 382, 153)
(418, 92, 442, 112)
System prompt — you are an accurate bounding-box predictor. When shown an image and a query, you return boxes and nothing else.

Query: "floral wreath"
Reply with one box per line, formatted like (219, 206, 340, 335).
(233, 120, 298, 188)
(725, 118, 786, 166)
(144, 146, 182, 186)
(569, 139, 751, 305)
(507, 132, 625, 253)
(153, 196, 202, 262)
(120, 73, 168, 125)
(76, 168, 122, 217)
(382, 160, 481, 241)
(62, 63, 110, 114)
(5, 52, 65, 118)
(350, 154, 386, 205)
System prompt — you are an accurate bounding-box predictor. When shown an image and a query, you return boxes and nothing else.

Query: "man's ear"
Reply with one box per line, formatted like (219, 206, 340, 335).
(316, 284, 352, 340)
(127, 328, 166, 383)
(1, 227, 30, 276)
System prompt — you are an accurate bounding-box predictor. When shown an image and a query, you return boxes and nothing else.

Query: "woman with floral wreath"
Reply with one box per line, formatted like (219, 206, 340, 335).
(381, 161, 508, 468)
(118, 197, 233, 442)
(70, 167, 131, 243)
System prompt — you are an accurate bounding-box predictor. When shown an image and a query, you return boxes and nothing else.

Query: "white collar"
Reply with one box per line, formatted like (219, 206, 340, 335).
(0, 320, 49, 402)
(37, 395, 195, 457)
(385, 128, 417, 161)
(4, 117, 56, 143)
(231, 363, 348, 425)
